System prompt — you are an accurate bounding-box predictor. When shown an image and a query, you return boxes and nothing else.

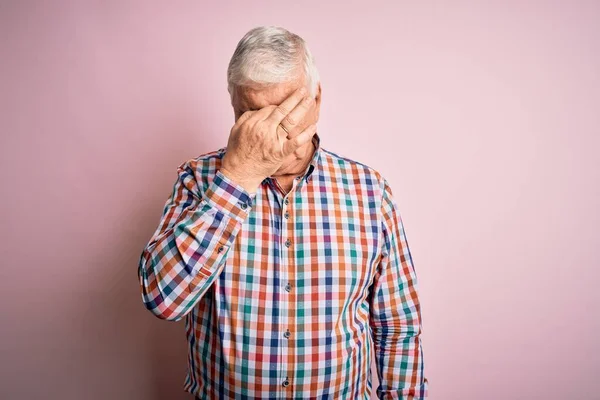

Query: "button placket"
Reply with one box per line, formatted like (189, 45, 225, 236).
(278, 195, 292, 395)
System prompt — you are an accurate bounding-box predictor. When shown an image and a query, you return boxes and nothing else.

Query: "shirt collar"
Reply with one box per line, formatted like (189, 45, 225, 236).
(302, 131, 321, 181)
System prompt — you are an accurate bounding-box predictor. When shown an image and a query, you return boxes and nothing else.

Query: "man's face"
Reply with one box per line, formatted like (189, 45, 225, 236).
(231, 77, 321, 135)
(230, 76, 322, 176)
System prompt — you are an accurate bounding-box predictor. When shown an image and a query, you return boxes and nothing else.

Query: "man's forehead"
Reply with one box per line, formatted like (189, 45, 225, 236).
(234, 81, 301, 109)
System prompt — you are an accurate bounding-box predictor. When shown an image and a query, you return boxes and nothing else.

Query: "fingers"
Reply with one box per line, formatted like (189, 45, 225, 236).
(264, 86, 308, 126)
(235, 105, 275, 129)
(252, 104, 278, 121)
(280, 95, 314, 135)
(282, 123, 317, 157)
(275, 122, 292, 143)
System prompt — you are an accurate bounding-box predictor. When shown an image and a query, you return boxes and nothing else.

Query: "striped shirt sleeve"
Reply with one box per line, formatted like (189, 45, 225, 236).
(370, 178, 429, 399)
(138, 162, 255, 321)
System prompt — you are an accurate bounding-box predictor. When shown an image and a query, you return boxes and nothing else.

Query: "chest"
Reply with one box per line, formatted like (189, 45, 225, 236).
(205, 175, 383, 374)
(218, 180, 382, 301)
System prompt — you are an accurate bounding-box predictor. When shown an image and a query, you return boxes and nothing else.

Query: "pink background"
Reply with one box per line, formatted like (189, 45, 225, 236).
(1, 1, 599, 399)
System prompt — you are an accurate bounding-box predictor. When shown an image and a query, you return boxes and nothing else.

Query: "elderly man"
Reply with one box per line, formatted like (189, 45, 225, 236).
(138, 26, 428, 399)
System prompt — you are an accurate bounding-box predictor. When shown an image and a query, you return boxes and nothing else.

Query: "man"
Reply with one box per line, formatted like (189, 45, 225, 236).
(138, 26, 428, 399)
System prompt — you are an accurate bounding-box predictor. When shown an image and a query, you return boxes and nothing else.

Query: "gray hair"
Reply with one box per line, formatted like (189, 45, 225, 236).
(227, 26, 320, 99)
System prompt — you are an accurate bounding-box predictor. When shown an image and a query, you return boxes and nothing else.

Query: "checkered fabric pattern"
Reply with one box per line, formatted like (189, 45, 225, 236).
(138, 133, 428, 399)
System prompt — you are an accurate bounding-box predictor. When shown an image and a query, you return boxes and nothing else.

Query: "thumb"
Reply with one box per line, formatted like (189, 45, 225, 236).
(282, 124, 317, 157)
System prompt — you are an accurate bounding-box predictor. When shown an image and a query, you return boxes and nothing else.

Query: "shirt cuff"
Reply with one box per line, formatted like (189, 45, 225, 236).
(377, 380, 429, 399)
(203, 169, 256, 222)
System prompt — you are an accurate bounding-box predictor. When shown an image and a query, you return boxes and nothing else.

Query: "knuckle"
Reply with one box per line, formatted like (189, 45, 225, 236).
(284, 115, 297, 125)
(275, 105, 289, 116)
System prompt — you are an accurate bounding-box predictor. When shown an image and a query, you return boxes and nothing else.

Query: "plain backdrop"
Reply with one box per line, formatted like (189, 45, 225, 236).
(1, 1, 599, 399)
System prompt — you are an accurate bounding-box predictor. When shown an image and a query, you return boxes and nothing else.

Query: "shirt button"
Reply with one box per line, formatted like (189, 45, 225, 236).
(284, 211, 289, 219)
(217, 246, 224, 253)
(284, 198, 289, 205)
(284, 329, 291, 339)
(285, 239, 291, 248)
(285, 283, 291, 292)
(240, 202, 247, 210)
(282, 377, 290, 387)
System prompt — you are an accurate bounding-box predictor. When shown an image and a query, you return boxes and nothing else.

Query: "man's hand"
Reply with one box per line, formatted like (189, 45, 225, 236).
(220, 86, 317, 194)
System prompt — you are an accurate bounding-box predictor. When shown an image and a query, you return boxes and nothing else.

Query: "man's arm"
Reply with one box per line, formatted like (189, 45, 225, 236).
(138, 161, 254, 321)
(369, 177, 429, 399)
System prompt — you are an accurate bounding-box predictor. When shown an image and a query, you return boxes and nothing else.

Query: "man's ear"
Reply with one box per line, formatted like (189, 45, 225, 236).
(314, 82, 322, 122)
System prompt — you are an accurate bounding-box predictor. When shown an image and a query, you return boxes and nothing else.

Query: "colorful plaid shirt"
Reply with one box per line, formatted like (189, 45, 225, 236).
(138, 133, 428, 399)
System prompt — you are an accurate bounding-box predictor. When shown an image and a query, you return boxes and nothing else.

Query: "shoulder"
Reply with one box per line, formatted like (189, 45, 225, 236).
(320, 146, 388, 194)
(175, 147, 226, 191)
